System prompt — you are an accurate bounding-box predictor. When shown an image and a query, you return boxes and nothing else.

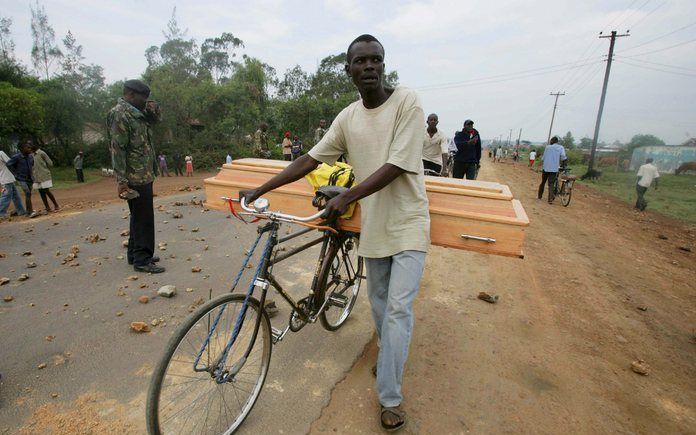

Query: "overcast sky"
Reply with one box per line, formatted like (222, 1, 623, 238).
(3, 0, 695, 144)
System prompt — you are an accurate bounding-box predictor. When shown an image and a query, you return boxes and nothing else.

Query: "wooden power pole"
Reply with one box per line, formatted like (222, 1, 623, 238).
(547, 92, 565, 144)
(587, 30, 629, 172)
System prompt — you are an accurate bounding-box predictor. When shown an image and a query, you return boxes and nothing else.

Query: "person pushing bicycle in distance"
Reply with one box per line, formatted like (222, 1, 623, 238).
(422, 113, 449, 176)
(239, 34, 429, 432)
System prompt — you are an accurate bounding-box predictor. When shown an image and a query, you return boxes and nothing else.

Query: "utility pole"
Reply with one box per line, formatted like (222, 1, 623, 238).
(587, 30, 629, 172)
(507, 129, 512, 147)
(547, 92, 565, 144)
(516, 128, 522, 146)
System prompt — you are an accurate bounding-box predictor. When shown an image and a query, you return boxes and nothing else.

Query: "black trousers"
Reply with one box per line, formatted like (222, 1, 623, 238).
(635, 185, 648, 210)
(127, 182, 155, 266)
(453, 161, 477, 179)
(423, 160, 442, 174)
(538, 171, 558, 202)
(76, 169, 84, 182)
(173, 164, 183, 176)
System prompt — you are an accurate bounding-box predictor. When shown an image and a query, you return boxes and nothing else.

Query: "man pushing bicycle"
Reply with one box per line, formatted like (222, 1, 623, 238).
(239, 34, 429, 432)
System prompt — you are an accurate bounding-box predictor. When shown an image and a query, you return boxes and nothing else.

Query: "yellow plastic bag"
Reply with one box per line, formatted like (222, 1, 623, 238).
(304, 162, 357, 218)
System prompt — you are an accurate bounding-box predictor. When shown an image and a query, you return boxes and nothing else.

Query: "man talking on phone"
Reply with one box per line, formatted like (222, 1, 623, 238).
(107, 79, 164, 273)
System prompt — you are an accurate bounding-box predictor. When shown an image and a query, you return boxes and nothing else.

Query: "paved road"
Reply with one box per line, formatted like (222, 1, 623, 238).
(0, 192, 373, 434)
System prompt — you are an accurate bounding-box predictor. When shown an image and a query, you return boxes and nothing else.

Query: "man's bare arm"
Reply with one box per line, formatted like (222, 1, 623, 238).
(239, 154, 321, 204)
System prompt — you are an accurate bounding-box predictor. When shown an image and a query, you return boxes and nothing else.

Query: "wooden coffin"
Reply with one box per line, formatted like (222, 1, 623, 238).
(204, 159, 529, 258)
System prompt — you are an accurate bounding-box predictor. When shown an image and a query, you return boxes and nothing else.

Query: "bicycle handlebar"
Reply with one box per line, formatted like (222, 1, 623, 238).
(223, 196, 326, 222)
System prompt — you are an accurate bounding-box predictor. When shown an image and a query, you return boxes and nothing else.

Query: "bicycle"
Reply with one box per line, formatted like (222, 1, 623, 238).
(146, 188, 364, 434)
(553, 167, 575, 207)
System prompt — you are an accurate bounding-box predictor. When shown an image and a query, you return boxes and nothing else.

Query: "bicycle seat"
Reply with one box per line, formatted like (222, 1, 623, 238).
(312, 185, 348, 210)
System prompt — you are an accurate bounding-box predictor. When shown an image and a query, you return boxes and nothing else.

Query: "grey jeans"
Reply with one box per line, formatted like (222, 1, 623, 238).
(366, 250, 426, 407)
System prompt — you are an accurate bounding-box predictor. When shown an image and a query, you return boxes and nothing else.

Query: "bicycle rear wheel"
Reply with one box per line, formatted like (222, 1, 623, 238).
(561, 181, 573, 207)
(318, 234, 363, 331)
(147, 293, 271, 435)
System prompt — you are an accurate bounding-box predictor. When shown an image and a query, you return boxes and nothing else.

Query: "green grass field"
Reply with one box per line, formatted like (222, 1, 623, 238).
(50, 167, 102, 189)
(566, 164, 696, 223)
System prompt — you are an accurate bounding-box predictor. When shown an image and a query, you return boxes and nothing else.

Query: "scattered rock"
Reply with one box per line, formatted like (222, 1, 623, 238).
(116, 255, 124, 260)
(637, 306, 648, 312)
(203, 245, 209, 251)
(0, 252, 6, 258)
(45, 335, 55, 342)
(631, 360, 650, 376)
(191, 266, 202, 273)
(127, 275, 138, 281)
(172, 212, 183, 219)
(678, 246, 692, 252)
(173, 201, 185, 206)
(615, 335, 628, 344)
(150, 318, 160, 327)
(191, 227, 200, 233)
(37, 363, 47, 370)
(17, 273, 29, 282)
(0, 277, 10, 286)
(130, 321, 151, 333)
(22, 251, 32, 256)
(116, 311, 124, 317)
(162, 220, 169, 224)
(138, 295, 149, 304)
(26, 261, 37, 268)
(157, 285, 176, 298)
(657, 234, 668, 240)
(185, 287, 194, 292)
(70, 245, 80, 254)
(120, 230, 130, 237)
(188, 297, 205, 312)
(122, 240, 129, 248)
(477, 292, 499, 304)
(85, 233, 102, 243)
(51, 393, 59, 398)
(62, 253, 77, 264)
(3, 295, 14, 302)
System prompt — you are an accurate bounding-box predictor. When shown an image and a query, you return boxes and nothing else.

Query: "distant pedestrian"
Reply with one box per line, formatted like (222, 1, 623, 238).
(173, 152, 184, 176)
(281, 132, 292, 161)
(226, 152, 233, 164)
(31, 143, 59, 213)
(7, 140, 38, 218)
(291, 135, 303, 161)
(528, 148, 536, 168)
(452, 119, 481, 179)
(495, 146, 502, 162)
(158, 154, 170, 176)
(107, 79, 165, 274)
(185, 154, 193, 176)
(314, 119, 327, 145)
(74, 151, 84, 182)
(422, 113, 448, 176)
(253, 123, 270, 158)
(635, 158, 659, 211)
(0, 148, 26, 219)
(537, 136, 567, 204)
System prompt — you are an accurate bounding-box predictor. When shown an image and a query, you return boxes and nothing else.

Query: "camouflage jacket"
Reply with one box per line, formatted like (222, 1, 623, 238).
(314, 127, 327, 145)
(107, 98, 156, 186)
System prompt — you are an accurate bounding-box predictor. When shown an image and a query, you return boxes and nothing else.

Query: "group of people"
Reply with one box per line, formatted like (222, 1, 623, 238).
(156, 153, 194, 177)
(0, 140, 60, 220)
(250, 120, 329, 162)
(421, 115, 482, 180)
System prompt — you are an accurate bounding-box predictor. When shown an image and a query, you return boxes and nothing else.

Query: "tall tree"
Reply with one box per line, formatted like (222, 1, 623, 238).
(61, 30, 84, 75)
(561, 131, 575, 148)
(0, 16, 15, 60)
(200, 32, 244, 83)
(30, 1, 62, 79)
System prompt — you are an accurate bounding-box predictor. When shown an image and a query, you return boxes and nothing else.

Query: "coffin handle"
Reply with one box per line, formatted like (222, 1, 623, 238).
(461, 234, 496, 243)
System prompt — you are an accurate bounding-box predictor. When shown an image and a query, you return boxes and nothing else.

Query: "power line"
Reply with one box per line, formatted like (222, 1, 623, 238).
(619, 36, 696, 57)
(614, 55, 696, 72)
(615, 0, 652, 29)
(627, 0, 666, 29)
(615, 59, 696, 77)
(622, 20, 696, 51)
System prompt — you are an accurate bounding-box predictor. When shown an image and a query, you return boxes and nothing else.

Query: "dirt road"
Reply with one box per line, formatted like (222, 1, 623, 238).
(311, 160, 696, 434)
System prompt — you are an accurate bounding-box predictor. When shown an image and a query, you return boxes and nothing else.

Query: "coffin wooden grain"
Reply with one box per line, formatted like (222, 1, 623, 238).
(204, 159, 529, 258)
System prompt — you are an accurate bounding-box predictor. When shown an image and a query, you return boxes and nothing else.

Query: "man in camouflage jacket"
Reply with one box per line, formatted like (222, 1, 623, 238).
(107, 79, 165, 273)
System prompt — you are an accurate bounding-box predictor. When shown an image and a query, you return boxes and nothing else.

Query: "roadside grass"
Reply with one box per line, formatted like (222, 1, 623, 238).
(567, 164, 696, 224)
(50, 167, 103, 189)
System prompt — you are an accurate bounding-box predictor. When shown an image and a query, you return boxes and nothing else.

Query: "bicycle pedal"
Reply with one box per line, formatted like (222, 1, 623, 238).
(271, 326, 286, 343)
(328, 294, 348, 308)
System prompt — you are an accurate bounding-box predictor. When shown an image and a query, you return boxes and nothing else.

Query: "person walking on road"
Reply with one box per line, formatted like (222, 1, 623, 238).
(240, 34, 428, 432)
(537, 136, 567, 204)
(282, 132, 292, 161)
(74, 151, 84, 182)
(107, 79, 164, 274)
(185, 154, 193, 177)
(0, 149, 26, 219)
(31, 143, 59, 213)
(158, 154, 170, 177)
(529, 148, 537, 168)
(172, 152, 184, 176)
(6, 141, 38, 218)
(635, 158, 659, 211)
(495, 145, 502, 162)
(290, 135, 303, 161)
(452, 119, 481, 179)
(422, 113, 448, 176)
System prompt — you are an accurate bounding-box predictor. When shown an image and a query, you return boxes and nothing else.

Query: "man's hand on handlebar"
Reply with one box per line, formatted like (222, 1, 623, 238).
(238, 189, 261, 206)
(321, 193, 351, 222)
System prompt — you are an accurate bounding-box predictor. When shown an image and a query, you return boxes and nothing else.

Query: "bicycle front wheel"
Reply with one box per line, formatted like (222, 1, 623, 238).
(147, 293, 272, 435)
(561, 181, 573, 207)
(318, 234, 364, 331)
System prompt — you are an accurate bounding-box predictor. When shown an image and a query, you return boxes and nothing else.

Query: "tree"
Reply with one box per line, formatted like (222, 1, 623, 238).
(0, 82, 44, 143)
(61, 30, 84, 75)
(0, 16, 15, 60)
(627, 134, 665, 150)
(30, 1, 63, 79)
(200, 32, 244, 83)
(561, 131, 575, 149)
(579, 136, 592, 149)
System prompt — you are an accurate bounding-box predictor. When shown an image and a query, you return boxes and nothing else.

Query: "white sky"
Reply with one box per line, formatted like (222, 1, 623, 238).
(2, 0, 695, 144)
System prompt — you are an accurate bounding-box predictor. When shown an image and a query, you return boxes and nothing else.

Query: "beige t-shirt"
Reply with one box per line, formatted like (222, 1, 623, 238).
(637, 163, 659, 187)
(423, 129, 448, 166)
(309, 87, 430, 258)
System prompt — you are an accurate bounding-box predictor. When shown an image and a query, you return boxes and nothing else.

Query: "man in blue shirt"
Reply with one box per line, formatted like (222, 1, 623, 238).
(6, 141, 38, 217)
(538, 136, 567, 204)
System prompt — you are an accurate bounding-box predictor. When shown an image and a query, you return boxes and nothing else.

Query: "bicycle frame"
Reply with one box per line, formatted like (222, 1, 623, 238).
(192, 218, 334, 383)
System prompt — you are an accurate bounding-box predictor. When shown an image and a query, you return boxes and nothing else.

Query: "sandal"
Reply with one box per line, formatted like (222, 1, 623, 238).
(380, 405, 406, 432)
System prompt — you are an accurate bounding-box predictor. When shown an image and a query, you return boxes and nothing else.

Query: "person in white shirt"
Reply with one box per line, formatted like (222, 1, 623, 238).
(0, 149, 27, 218)
(422, 113, 448, 176)
(529, 149, 537, 168)
(226, 153, 233, 164)
(635, 158, 659, 211)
